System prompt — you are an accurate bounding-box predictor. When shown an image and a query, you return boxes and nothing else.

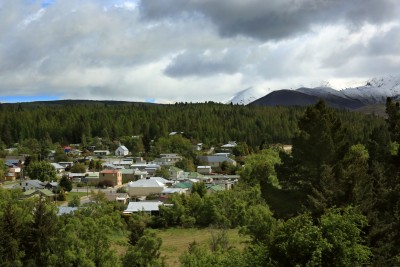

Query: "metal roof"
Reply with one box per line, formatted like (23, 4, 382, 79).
(124, 201, 163, 214)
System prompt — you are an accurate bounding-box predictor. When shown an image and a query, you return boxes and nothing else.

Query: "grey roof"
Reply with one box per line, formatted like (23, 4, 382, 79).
(128, 178, 166, 188)
(124, 201, 163, 214)
(118, 146, 129, 151)
(51, 163, 65, 169)
(162, 188, 185, 194)
(26, 180, 45, 189)
(198, 155, 236, 163)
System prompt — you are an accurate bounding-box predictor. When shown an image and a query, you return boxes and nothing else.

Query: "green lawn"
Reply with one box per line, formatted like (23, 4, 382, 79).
(156, 228, 248, 266)
(109, 227, 248, 267)
(66, 191, 89, 202)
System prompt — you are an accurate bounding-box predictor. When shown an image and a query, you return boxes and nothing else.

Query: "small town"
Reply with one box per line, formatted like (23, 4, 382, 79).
(1, 138, 245, 215)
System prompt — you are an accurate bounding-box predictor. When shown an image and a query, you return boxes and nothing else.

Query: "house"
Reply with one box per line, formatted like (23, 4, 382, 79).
(93, 150, 110, 157)
(197, 166, 212, 174)
(144, 164, 161, 176)
(206, 184, 225, 194)
(115, 145, 129, 156)
(174, 182, 193, 190)
(197, 155, 237, 168)
(5, 155, 26, 166)
(19, 179, 45, 191)
(69, 173, 86, 183)
(21, 189, 55, 200)
(99, 170, 122, 187)
(58, 162, 74, 168)
(51, 163, 66, 173)
(127, 178, 167, 197)
(45, 181, 59, 193)
(160, 188, 187, 199)
(5, 165, 21, 181)
(120, 169, 136, 183)
(84, 172, 99, 184)
(69, 149, 82, 156)
(113, 159, 133, 168)
(180, 172, 205, 181)
(193, 143, 203, 151)
(123, 201, 164, 215)
(169, 166, 184, 180)
(161, 154, 182, 164)
(105, 192, 130, 204)
(134, 169, 148, 180)
(221, 141, 237, 151)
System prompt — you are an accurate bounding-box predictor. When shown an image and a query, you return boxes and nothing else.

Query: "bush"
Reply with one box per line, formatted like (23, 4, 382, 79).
(98, 180, 114, 188)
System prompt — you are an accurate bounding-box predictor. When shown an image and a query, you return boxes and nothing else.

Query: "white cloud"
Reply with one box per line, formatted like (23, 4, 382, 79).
(0, 0, 400, 102)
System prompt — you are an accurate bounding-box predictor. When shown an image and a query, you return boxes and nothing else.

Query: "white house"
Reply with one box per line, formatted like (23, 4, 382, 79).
(115, 145, 129, 156)
(123, 201, 164, 215)
(197, 166, 212, 174)
(127, 178, 167, 197)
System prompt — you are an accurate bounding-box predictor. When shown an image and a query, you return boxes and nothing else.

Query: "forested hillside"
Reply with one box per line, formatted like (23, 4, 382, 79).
(0, 101, 385, 150)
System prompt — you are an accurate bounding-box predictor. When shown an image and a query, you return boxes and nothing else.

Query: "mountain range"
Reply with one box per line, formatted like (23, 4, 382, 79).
(227, 74, 400, 110)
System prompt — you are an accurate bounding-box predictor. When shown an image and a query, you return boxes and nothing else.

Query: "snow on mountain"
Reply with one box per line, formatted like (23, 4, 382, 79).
(340, 74, 400, 104)
(226, 87, 270, 105)
(228, 74, 400, 106)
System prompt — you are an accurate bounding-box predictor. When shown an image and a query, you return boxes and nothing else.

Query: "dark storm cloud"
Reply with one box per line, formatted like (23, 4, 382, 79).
(140, 0, 399, 40)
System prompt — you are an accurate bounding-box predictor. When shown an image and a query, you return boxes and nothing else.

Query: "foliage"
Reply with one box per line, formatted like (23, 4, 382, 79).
(69, 163, 87, 173)
(155, 166, 171, 179)
(68, 195, 81, 207)
(267, 207, 371, 266)
(123, 231, 165, 267)
(0, 159, 7, 182)
(59, 175, 72, 192)
(26, 161, 57, 182)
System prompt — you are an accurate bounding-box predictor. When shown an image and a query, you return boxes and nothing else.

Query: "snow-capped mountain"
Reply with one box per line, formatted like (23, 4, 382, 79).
(226, 87, 270, 105)
(340, 75, 400, 104)
(246, 74, 400, 109)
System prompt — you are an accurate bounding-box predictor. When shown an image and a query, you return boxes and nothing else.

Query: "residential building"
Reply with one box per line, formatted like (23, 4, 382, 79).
(197, 166, 212, 174)
(169, 166, 184, 180)
(123, 201, 164, 215)
(19, 179, 45, 191)
(99, 170, 122, 187)
(93, 150, 110, 157)
(115, 145, 129, 156)
(197, 155, 237, 168)
(127, 178, 167, 197)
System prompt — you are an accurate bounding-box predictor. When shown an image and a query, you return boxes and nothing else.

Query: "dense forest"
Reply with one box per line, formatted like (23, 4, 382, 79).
(0, 101, 386, 150)
(1, 99, 399, 266)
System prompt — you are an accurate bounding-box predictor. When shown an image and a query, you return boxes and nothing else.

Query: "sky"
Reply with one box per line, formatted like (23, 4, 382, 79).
(1, 0, 400, 103)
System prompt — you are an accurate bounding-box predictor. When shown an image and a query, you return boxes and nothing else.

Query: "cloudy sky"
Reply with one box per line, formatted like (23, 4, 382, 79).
(1, 0, 400, 103)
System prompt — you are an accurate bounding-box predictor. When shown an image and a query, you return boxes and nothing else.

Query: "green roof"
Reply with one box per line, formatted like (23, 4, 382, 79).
(23, 189, 55, 197)
(175, 182, 192, 189)
(207, 185, 225, 192)
(23, 189, 36, 195)
(184, 172, 204, 179)
(169, 166, 183, 172)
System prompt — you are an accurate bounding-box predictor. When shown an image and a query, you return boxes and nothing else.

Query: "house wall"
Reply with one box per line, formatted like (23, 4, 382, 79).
(128, 186, 164, 197)
(99, 172, 122, 186)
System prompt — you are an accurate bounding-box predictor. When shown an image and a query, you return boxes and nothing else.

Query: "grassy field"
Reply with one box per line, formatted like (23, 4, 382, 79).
(66, 191, 89, 202)
(157, 228, 247, 266)
(109, 228, 248, 266)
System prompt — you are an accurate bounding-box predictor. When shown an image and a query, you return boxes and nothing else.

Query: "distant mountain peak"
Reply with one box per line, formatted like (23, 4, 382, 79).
(226, 87, 269, 105)
(248, 74, 400, 109)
